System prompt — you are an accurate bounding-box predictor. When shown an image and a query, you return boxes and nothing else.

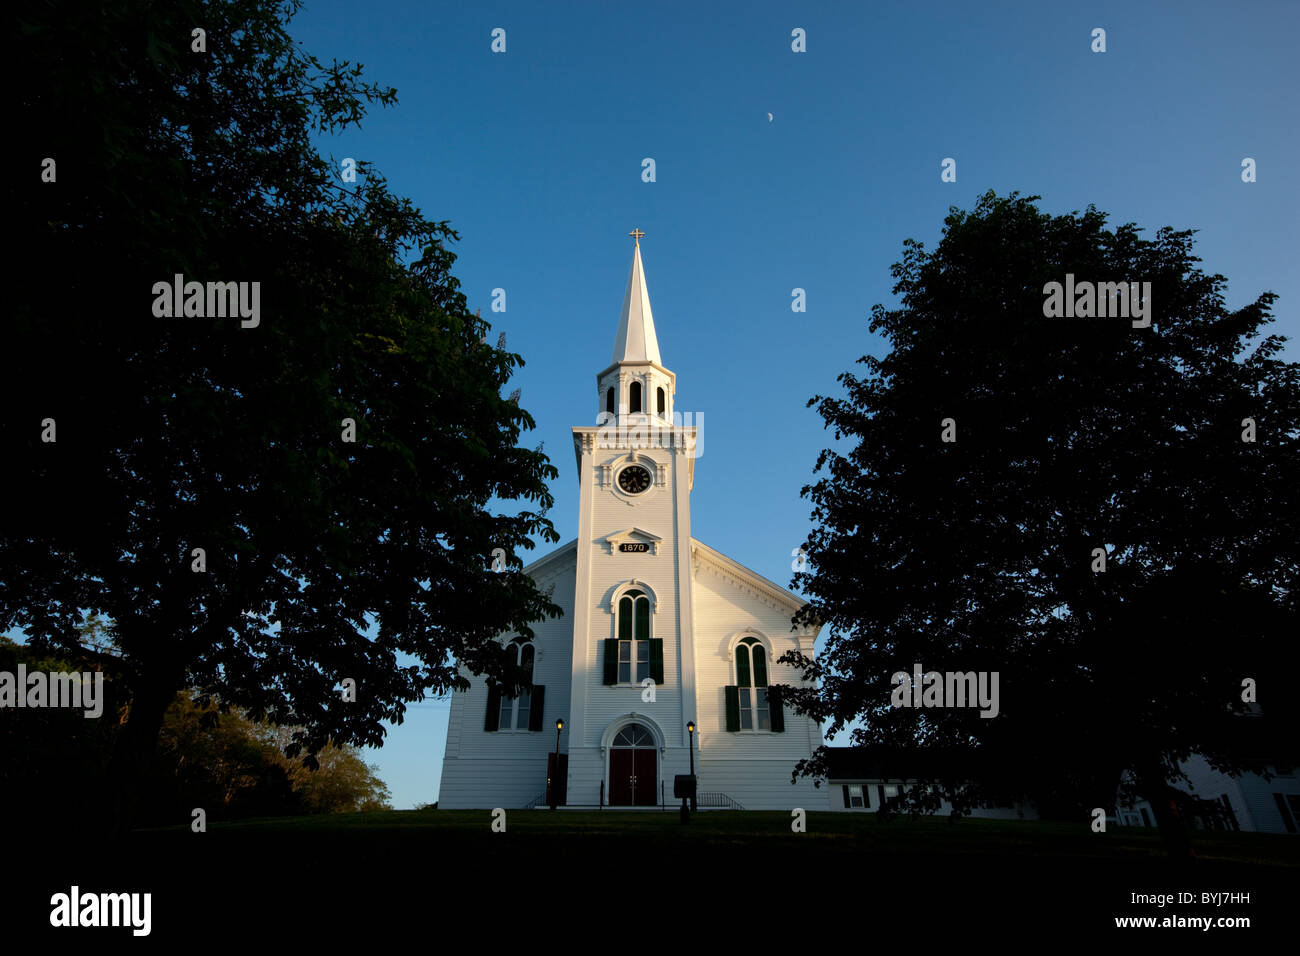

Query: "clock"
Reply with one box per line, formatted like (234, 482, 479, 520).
(617, 464, 652, 494)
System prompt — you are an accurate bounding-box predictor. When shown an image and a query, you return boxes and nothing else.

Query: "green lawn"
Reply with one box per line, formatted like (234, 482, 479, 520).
(139, 808, 1300, 868)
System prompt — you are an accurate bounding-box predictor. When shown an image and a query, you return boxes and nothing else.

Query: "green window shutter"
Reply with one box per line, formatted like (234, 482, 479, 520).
(650, 639, 664, 684)
(484, 685, 501, 732)
(603, 638, 619, 685)
(528, 685, 545, 731)
(768, 685, 784, 732)
(725, 685, 740, 732)
(842, 785, 851, 809)
(635, 598, 650, 641)
(752, 645, 768, 686)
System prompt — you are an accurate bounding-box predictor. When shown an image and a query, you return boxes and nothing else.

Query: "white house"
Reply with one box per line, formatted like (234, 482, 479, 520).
(438, 235, 830, 810)
(823, 748, 1038, 820)
(1115, 711, 1300, 834)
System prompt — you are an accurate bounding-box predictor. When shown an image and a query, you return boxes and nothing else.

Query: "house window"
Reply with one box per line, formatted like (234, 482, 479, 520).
(485, 640, 545, 732)
(605, 387, 615, 416)
(1276, 793, 1299, 833)
(612, 724, 655, 747)
(724, 636, 784, 732)
(603, 590, 663, 686)
(657, 387, 665, 416)
(736, 637, 769, 730)
(629, 381, 642, 413)
(618, 590, 650, 682)
(841, 784, 865, 809)
(497, 643, 533, 730)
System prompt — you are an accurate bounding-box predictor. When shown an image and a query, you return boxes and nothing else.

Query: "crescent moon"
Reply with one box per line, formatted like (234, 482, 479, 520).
(767, 112, 774, 122)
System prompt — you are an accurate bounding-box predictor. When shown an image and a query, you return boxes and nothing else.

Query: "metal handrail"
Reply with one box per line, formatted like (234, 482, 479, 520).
(695, 792, 745, 810)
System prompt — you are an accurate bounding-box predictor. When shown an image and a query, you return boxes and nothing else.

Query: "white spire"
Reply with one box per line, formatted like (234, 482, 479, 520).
(612, 234, 662, 365)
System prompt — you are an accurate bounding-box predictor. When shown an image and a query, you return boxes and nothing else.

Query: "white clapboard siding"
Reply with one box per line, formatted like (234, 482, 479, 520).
(1177, 753, 1300, 834)
(437, 544, 576, 808)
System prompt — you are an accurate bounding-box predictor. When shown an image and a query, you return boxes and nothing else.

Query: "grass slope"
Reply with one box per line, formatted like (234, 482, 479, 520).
(13, 810, 1292, 940)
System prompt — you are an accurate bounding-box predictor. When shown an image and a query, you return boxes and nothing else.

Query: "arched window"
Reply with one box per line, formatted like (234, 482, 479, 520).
(725, 636, 783, 732)
(735, 637, 769, 730)
(629, 381, 642, 413)
(603, 588, 663, 685)
(617, 589, 650, 682)
(605, 387, 615, 416)
(657, 387, 665, 416)
(612, 723, 655, 748)
(485, 639, 545, 732)
(497, 641, 534, 730)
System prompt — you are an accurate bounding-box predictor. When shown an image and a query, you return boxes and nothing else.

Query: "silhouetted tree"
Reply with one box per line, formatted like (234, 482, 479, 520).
(7, 0, 560, 832)
(784, 191, 1299, 856)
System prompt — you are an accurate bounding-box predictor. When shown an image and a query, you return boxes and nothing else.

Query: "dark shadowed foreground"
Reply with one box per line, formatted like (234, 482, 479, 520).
(10, 810, 1294, 941)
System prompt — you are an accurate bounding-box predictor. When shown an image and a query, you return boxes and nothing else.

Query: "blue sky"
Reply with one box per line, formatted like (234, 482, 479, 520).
(287, 0, 1299, 807)
(15, 1, 1297, 809)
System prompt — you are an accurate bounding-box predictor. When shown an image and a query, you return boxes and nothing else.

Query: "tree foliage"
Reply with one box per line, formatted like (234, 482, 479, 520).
(7, 0, 560, 829)
(148, 695, 392, 820)
(0, 632, 391, 825)
(783, 191, 1299, 846)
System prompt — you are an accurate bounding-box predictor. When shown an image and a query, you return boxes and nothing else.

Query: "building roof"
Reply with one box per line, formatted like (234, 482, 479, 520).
(824, 747, 995, 781)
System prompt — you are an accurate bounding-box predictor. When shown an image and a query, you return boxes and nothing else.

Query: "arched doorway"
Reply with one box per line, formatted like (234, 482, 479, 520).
(608, 723, 658, 806)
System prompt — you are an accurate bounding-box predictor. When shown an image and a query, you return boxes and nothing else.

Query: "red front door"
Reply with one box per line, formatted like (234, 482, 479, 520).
(633, 749, 657, 806)
(609, 750, 634, 805)
(609, 749, 658, 806)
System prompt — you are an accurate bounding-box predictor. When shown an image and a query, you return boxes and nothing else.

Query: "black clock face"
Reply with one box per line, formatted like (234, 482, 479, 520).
(617, 465, 652, 494)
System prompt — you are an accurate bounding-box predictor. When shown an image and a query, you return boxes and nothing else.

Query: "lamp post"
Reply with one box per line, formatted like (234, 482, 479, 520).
(551, 717, 564, 810)
(687, 721, 696, 813)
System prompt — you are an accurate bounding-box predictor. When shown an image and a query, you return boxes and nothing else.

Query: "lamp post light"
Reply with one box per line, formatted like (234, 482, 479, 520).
(551, 717, 564, 810)
(686, 721, 696, 813)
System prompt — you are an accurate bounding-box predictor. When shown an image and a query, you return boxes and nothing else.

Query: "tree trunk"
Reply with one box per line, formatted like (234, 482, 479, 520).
(104, 678, 177, 836)
(1136, 761, 1194, 859)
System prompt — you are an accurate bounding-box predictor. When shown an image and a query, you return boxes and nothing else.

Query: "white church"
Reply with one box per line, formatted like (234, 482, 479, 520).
(438, 234, 831, 810)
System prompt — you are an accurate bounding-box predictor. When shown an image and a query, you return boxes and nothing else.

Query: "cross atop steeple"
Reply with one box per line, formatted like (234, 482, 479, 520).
(628, 228, 646, 245)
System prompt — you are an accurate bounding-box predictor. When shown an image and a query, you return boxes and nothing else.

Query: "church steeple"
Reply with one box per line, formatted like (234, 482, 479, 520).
(596, 231, 676, 425)
(611, 230, 662, 366)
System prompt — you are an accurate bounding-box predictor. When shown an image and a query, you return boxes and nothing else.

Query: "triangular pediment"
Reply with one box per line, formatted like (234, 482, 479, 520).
(602, 527, 663, 555)
(690, 538, 819, 636)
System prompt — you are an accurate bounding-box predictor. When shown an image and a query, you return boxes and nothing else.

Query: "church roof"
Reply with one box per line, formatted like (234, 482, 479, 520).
(521, 538, 578, 576)
(611, 239, 662, 365)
